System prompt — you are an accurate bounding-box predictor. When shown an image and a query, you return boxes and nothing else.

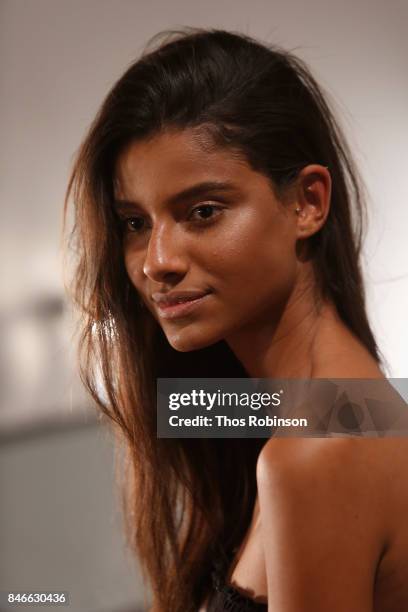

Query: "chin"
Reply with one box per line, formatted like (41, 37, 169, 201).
(164, 325, 223, 353)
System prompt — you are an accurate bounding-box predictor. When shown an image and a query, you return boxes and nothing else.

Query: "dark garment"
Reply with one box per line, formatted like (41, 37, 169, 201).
(206, 548, 267, 611)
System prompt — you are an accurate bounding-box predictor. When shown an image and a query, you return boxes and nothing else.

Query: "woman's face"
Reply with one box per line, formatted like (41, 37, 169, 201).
(114, 128, 300, 352)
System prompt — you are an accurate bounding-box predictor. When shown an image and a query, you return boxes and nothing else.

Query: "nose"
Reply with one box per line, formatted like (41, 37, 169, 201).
(142, 223, 188, 284)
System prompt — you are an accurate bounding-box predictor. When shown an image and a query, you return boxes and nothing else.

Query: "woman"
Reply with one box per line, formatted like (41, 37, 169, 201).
(65, 28, 408, 611)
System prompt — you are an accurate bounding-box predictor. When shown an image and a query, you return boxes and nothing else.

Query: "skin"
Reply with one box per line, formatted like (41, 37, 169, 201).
(114, 128, 408, 611)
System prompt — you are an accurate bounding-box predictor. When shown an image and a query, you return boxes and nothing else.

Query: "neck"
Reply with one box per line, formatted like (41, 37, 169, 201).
(225, 275, 335, 378)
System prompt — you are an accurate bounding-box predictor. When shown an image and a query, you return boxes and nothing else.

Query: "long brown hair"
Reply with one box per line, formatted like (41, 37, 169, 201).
(65, 27, 381, 611)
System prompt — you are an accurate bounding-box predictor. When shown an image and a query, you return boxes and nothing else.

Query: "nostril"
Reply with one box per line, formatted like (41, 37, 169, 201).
(142, 263, 186, 284)
(142, 251, 188, 282)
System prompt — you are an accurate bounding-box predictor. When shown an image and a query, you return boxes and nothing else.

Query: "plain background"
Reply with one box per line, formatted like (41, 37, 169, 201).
(1, 1, 407, 611)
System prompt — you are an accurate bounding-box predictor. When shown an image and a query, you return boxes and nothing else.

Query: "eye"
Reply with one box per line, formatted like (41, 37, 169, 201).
(119, 204, 224, 235)
(188, 204, 223, 223)
(121, 216, 147, 233)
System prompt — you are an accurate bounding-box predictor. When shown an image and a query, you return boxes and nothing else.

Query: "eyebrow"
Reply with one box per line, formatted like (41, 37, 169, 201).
(113, 180, 239, 212)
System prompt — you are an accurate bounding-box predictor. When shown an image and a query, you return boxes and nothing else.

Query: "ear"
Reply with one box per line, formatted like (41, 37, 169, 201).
(293, 164, 331, 238)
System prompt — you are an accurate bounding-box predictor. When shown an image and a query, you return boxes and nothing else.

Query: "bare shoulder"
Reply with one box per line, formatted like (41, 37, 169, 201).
(257, 437, 379, 510)
(255, 436, 408, 610)
(257, 435, 408, 525)
(257, 434, 408, 472)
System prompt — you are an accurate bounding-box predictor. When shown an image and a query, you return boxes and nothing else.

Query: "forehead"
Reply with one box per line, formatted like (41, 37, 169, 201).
(113, 128, 257, 201)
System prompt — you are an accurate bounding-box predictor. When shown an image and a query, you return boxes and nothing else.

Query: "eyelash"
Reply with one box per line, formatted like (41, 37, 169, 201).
(120, 204, 224, 234)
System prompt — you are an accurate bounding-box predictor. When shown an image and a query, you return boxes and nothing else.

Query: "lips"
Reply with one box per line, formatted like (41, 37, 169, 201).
(152, 290, 211, 306)
(151, 290, 212, 320)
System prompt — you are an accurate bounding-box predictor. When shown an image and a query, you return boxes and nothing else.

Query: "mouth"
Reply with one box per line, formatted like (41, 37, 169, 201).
(155, 292, 212, 320)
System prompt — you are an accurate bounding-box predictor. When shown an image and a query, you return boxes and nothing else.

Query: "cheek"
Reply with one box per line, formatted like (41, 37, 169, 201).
(222, 248, 296, 314)
(204, 212, 297, 300)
